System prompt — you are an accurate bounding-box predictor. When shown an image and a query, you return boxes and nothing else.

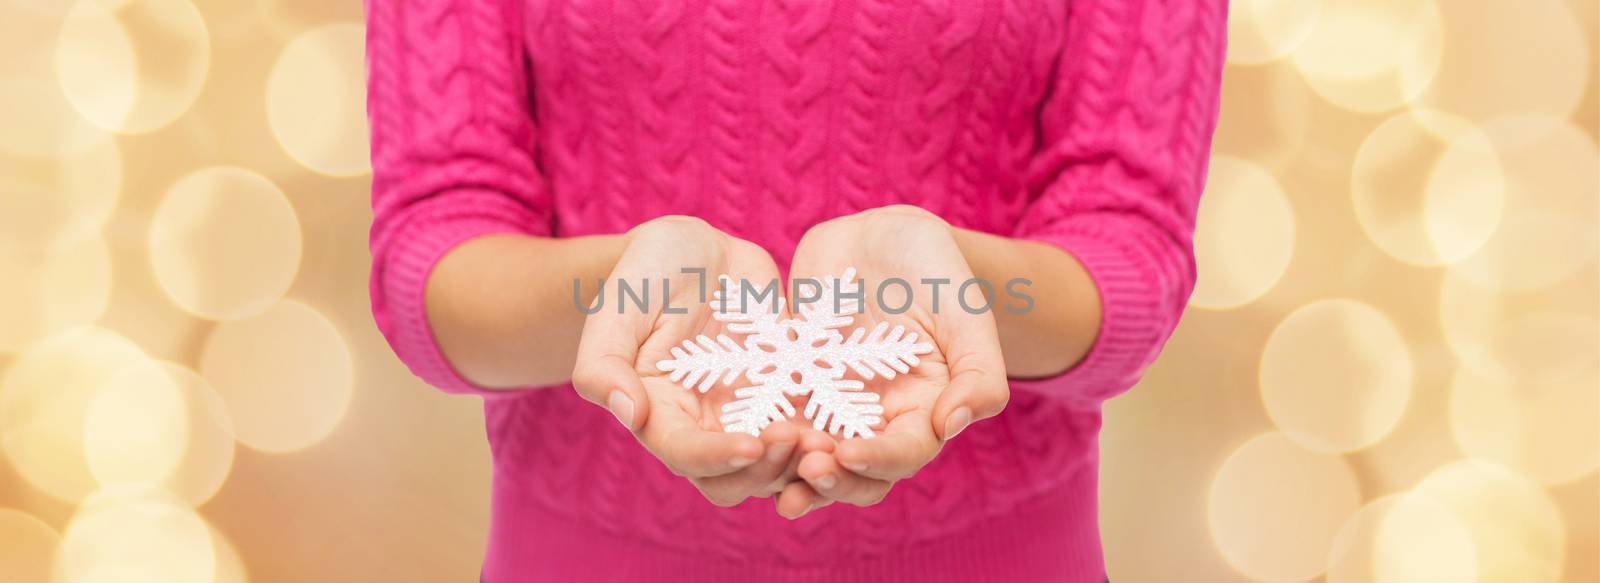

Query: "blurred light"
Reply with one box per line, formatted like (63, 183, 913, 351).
(1226, 0, 1320, 65)
(1190, 155, 1295, 309)
(154, 363, 237, 506)
(210, 524, 251, 583)
(267, 22, 371, 177)
(99, 232, 210, 362)
(1412, 0, 1590, 123)
(0, 0, 1590, 578)
(1212, 62, 1312, 170)
(0, 1, 107, 157)
(55, 0, 210, 134)
(0, 508, 59, 583)
(0, 134, 122, 253)
(255, 0, 366, 40)
(200, 300, 353, 453)
(1449, 115, 1599, 291)
(0, 327, 149, 502)
(1291, 0, 1442, 112)
(1413, 460, 1566, 583)
(1439, 265, 1598, 385)
(0, 236, 112, 353)
(1353, 110, 1503, 266)
(1326, 494, 1478, 583)
(149, 166, 302, 321)
(1260, 299, 1413, 453)
(1208, 432, 1362, 582)
(84, 358, 189, 490)
(1449, 369, 1599, 486)
(55, 486, 216, 583)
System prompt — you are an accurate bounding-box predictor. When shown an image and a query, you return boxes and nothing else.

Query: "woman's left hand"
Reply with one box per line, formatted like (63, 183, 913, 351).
(776, 205, 1010, 518)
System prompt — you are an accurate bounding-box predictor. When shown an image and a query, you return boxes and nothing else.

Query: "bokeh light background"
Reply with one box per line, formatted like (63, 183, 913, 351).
(0, 0, 1595, 581)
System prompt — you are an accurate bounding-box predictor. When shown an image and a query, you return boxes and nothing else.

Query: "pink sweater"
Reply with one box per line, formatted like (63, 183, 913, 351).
(365, 1, 1223, 581)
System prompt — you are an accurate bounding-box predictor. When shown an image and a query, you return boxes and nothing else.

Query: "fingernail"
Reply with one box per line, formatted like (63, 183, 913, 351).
(730, 455, 758, 469)
(766, 442, 793, 464)
(944, 406, 973, 440)
(814, 473, 837, 491)
(606, 391, 634, 429)
(842, 461, 867, 473)
(795, 501, 817, 519)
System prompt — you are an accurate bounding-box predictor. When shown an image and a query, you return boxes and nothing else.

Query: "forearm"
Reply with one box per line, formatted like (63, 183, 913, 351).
(952, 228, 1102, 378)
(426, 233, 627, 389)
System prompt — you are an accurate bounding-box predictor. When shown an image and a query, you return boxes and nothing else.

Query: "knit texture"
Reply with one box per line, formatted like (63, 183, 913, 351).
(365, 1, 1224, 581)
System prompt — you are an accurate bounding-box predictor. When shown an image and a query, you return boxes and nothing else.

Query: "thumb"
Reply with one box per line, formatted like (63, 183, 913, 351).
(572, 309, 651, 432)
(929, 321, 1008, 442)
(572, 353, 649, 432)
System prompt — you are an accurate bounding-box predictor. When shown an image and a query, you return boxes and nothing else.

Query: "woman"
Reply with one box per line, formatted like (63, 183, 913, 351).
(365, 0, 1224, 581)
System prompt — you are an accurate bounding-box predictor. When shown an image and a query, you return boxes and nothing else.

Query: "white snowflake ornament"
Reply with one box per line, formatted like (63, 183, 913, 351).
(654, 268, 934, 439)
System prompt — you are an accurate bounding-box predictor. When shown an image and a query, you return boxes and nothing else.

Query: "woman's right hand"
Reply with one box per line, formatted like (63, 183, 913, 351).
(571, 216, 808, 506)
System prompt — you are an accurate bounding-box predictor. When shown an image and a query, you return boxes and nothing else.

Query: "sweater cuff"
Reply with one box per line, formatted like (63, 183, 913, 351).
(375, 217, 529, 398)
(1008, 227, 1174, 407)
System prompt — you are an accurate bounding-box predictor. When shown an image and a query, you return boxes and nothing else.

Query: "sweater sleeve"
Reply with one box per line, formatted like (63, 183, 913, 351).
(365, 0, 551, 396)
(1007, 0, 1226, 407)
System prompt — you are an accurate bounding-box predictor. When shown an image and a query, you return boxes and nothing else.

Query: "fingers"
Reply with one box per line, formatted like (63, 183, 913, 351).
(693, 422, 803, 505)
(639, 384, 763, 479)
(797, 450, 892, 507)
(774, 480, 831, 520)
(657, 424, 763, 479)
(833, 408, 940, 482)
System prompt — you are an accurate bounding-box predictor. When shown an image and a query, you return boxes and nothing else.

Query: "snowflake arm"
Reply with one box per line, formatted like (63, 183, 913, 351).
(802, 376, 881, 439)
(655, 334, 768, 393)
(817, 322, 935, 381)
(719, 383, 796, 436)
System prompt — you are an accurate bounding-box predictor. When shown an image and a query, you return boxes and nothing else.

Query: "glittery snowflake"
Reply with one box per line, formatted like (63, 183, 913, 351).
(654, 268, 934, 439)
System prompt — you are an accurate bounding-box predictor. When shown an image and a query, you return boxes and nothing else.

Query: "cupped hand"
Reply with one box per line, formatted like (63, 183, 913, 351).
(776, 205, 1009, 517)
(572, 216, 814, 507)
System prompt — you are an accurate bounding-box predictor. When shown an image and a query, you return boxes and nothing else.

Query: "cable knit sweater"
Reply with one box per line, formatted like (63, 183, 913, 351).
(365, 1, 1223, 581)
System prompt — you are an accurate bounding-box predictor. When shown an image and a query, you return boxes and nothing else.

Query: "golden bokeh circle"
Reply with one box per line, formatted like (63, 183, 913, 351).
(55, 0, 210, 134)
(1449, 115, 1599, 291)
(1352, 110, 1504, 266)
(1208, 432, 1362, 582)
(1411, 0, 1590, 123)
(1226, 0, 1321, 65)
(1439, 265, 1598, 385)
(1190, 156, 1295, 310)
(0, 2, 109, 157)
(0, 236, 112, 354)
(0, 134, 122, 253)
(0, 327, 150, 502)
(83, 358, 190, 490)
(55, 486, 216, 583)
(149, 166, 303, 321)
(209, 525, 250, 583)
(253, 0, 367, 40)
(1412, 460, 1566, 583)
(0, 508, 59, 583)
(1260, 299, 1413, 453)
(1326, 494, 1478, 583)
(1449, 370, 1598, 486)
(1212, 62, 1313, 170)
(267, 22, 371, 177)
(200, 299, 354, 453)
(154, 363, 238, 506)
(1291, 0, 1443, 113)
